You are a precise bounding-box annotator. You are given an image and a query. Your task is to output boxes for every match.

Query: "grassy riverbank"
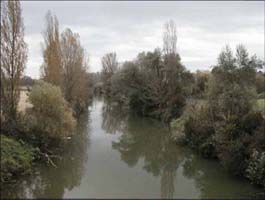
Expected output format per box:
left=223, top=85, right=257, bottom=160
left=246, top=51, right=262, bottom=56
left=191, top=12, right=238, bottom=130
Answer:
left=0, top=135, right=34, bottom=183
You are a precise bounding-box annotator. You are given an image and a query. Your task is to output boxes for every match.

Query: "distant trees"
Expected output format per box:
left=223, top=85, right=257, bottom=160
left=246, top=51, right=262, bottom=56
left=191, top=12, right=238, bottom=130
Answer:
left=20, top=75, right=35, bottom=87
left=41, top=11, right=61, bottom=86
left=0, top=0, right=27, bottom=130
left=101, top=52, right=118, bottom=75
left=101, top=20, right=192, bottom=122
left=101, top=52, right=118, bottom=97
left=191, top=71, right=210, bottom=98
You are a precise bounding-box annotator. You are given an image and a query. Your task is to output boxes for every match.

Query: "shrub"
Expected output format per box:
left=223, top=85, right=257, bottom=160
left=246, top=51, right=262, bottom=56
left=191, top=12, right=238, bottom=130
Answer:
left=249, top=122, right=265, bottom=152
left=246, top=150, right=265, bottom=188
left=27, top=81, right=76, bottom=140
left=0, top=135, right=34, bottom=183
left=184, top=104, right=215, bottom=149
left=198, top=135, right=217, bottom=158
left=162, top=91, right=186, bottom=122
left=217, top=137, right=248, bottom=176
left=240, top=111, right=263, bottom=134
left=129, top=92, right=145, bottom=115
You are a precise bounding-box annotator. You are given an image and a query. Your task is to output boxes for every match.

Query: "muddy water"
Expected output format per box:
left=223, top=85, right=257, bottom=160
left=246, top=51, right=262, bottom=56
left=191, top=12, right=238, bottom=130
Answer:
left=2, top=99, right=262, bottom=198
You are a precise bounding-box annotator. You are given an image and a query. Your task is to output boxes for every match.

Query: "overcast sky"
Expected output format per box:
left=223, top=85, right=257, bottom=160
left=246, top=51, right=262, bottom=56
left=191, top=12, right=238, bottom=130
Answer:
left=21, top=1, right=264, bottom=78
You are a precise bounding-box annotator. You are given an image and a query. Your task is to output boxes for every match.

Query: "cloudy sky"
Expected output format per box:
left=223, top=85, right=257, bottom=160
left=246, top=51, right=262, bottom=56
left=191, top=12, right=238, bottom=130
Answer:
left=21, top=1, right=264, bottom=78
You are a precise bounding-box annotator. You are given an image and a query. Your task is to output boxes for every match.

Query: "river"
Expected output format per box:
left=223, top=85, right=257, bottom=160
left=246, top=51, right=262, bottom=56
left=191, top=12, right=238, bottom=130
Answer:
left=2, top=99, right=262, bottom=198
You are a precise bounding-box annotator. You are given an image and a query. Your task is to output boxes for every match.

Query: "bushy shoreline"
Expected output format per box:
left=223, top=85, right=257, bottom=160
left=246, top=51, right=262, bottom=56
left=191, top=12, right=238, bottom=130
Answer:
left=0, top=135, right=34, bottom=183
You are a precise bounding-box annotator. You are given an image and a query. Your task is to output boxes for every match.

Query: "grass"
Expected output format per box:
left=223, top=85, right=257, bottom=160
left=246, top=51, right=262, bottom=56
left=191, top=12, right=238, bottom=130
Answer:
left=0, top=135, right=34, bottom=183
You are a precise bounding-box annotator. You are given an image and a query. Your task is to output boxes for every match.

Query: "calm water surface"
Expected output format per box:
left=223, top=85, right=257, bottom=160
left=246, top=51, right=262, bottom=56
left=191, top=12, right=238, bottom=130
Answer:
left=2, top=99, right=262, bottom=198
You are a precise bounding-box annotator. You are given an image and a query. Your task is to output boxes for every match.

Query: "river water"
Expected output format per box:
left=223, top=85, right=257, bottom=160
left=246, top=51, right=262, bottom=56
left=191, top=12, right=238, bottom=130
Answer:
left=2, top=99, right=262, bottom=198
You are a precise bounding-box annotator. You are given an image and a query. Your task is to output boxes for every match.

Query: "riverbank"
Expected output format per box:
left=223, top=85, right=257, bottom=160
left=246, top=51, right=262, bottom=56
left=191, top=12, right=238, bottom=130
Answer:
left=170, top=98, right=265, bottom=193
left=2, top=99, right=263, bottom=198
left=1, top=82, right=78, bottom=184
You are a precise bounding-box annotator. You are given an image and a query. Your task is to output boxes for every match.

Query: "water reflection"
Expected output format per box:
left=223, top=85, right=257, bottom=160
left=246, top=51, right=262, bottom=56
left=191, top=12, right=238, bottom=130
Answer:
left=2, top=100, right=262, bottom=198
left=102, top=102, right=262, bottom=199
left=102, top=103, right=184, bottom=198
left=101, top=101, right=127, bottom=134
left=2, top=112, right=91, bottom=199
left=181, top=152, right=261, bottom=198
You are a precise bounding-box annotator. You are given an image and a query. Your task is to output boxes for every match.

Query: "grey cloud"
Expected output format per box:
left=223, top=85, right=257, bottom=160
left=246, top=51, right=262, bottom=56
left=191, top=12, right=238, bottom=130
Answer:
left=21, top=1, right=264, bottom=78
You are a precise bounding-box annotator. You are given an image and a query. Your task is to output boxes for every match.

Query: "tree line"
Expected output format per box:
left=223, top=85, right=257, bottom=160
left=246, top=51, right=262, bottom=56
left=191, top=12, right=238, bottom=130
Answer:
left=98, top=20, right=265, bottom=190
left=0, top=0, right=264, bottom=192
left=0, top=1, right=92, bottom=183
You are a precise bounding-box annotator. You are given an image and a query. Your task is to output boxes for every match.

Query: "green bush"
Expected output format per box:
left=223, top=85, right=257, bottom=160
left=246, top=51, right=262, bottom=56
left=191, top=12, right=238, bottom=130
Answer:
left=214, top=113, right=264, bottom=177
left=0, top=135, right=34, bottom=183
left=217, top=137, right=248, bottom=176
left=170, top=117, right=188, bottom=144
left=27, top=81, right=76, bottom=140
left=129, top=92, right=145, bottom=115
left=198, top=136, right=217, bottom=158
left=246, top=150, right=265, bottom=188
left=184, top=104, right=215, bottom=149
left=162, top=91, right=186, bottom=122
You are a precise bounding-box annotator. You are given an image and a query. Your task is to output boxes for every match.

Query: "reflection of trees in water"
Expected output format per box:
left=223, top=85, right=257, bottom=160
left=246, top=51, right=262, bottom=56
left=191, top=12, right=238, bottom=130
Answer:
left=161, top=169, right=175, bottom=199
left=102, top=104, right=184, bottom=198
left=181, top=151, right=260, bottom=198
left=101, top=102, right=127, bottom=134
left=103, top=104, right=260, bottom=198
left=2, top=112, right=91, bottom=199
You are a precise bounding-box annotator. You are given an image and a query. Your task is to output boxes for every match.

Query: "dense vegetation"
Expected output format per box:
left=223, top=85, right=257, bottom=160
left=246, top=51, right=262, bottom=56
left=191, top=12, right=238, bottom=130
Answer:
left=0, top=135, right=34, bottom=182
left=98, top=21, right=265, bottom=189
left=171, top=46, right=265, bottom=189
left=1, top=0, right=264, bottom=193
left=1, top=1, right=92, bottom=183
left=100, top=21, right=192, bottom=122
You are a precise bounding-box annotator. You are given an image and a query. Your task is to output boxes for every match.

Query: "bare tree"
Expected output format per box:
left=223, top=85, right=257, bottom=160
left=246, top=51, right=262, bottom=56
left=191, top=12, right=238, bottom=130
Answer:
left=162, top=20, right=185, bottom=93
left=41, top=11, right=61, bottom=86
left=163, top=20, right=177, bottom=56
left=101, top=53, right=118, bottom=96
left=0, top=0, right=27, bottom=127
left=101, top=53, right=118, bottom=75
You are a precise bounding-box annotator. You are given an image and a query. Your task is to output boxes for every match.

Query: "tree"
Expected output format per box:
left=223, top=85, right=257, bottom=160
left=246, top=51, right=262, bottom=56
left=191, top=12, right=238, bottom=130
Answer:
left=27, top=81, right=76, bottom=140
left=163, top=20, right=177, bottom=56
left=41, top=11, right=61, bottom=86
left=191, top=71, right=210, bottom=98
left=162, top=20, right=186, bottom=94
left=101, top=52, right=118, bottom=75
left=0, top=0, right=27, bottom=129
left=103, top=20, right=191, bottom=122
left=101, top=52, right=118, bottom=96
left=161, top=20, right=190, bottom=121
left=60, top=28, right=90, bottom=114
left=208, top=45, right=263, bottom=120
left=255, top=71, right=265, bottom=95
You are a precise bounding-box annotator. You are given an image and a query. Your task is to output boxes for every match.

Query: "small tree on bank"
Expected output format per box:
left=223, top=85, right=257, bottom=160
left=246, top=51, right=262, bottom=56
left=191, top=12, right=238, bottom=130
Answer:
left=27, top=81, right=76, bottom=140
